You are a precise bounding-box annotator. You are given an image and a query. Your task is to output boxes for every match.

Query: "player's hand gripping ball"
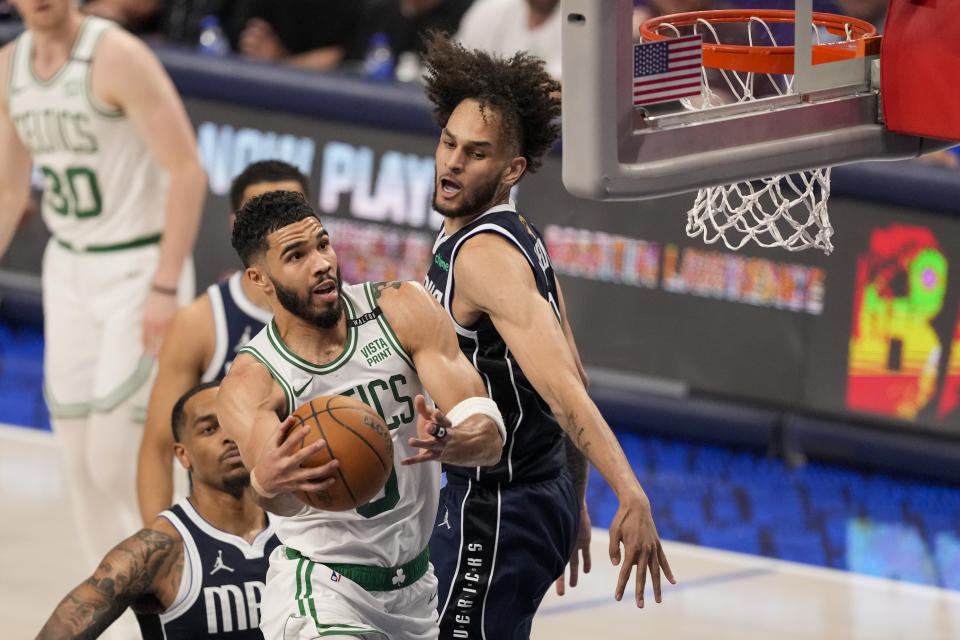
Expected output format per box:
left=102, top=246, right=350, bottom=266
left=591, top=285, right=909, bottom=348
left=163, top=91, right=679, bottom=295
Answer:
left=285, top=395, right=393, bottom=511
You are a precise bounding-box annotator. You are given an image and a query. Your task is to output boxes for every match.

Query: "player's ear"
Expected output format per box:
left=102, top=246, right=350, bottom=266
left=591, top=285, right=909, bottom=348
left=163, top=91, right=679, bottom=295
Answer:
left=246, top=266, right=272, bottom=294
left=502, top=155, right=526, bottom=187
left=173, top=442, right=192, bottom=472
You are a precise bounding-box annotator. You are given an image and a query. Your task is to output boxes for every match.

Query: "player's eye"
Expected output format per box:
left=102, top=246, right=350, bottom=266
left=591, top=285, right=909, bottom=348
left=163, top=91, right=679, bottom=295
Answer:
left=472, top=152, right=485, bottom=160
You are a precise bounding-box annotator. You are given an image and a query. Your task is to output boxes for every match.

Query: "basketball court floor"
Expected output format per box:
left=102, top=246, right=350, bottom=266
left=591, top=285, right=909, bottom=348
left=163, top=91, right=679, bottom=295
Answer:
left=4, top=423, right=959, bottom=639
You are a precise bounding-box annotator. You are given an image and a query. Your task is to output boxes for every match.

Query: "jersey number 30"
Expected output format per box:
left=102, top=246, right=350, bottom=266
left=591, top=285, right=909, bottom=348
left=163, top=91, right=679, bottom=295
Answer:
left=41, top=165, right=103, bottom=218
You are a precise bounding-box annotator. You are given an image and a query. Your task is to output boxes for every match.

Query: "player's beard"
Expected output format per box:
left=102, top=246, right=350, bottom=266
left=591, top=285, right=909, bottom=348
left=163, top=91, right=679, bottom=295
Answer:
left=433, top=169, right=503, bottom=219
left=272, top=266, right=343, bottom=329
left=222, top=471, right=251, bottom=499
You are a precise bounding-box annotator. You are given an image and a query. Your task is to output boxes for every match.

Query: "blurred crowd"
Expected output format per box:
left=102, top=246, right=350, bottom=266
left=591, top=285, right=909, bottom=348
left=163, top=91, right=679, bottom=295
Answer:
left=0, top=0, right=897, bottom=81
left=0, top=0, right=952, bottom=165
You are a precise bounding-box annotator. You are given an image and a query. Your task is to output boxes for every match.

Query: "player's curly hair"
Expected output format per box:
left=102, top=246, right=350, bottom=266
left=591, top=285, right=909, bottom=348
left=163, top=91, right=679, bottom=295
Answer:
left=232, top=190, right=318, bottom=267
left=422, top=31, right=561, bottom=175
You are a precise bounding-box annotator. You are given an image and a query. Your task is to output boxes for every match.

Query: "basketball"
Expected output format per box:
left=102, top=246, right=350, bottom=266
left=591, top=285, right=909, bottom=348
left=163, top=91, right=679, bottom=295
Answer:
left=286, top=394, right=394, bottom=511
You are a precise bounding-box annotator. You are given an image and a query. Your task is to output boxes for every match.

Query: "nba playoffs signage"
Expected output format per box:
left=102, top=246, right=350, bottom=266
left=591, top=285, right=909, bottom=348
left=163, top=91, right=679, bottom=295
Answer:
left=177, top=98, right=960, bottom=435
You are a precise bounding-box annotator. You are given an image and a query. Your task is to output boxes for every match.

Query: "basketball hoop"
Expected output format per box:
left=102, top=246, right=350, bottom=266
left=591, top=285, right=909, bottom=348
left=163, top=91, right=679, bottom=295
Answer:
left=640, top=10, right=880, bottom=255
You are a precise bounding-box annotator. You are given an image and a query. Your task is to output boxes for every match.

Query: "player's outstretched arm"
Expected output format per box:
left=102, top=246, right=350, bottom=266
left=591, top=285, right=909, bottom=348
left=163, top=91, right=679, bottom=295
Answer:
left=218, top=354, right=340, bottom=516
left=554, top=280, right=593, bottom=595
left=137, top=299, right=211, bottom=523
left=35, top=518, right=182, bottom=640
left=92, top=30, right=207, bottom=355
left=453, top=234, right=676, bottom=607
left=372, top=280, right=504, bottom=467
left=0, top=44, right=34, bottom=259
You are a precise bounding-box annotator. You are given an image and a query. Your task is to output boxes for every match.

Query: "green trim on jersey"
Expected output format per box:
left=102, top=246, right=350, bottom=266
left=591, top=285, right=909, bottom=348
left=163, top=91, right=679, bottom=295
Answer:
left=265, top=294, right=359, bottom=375
left=28, top=18, right=91, bottom=87
left=89, top=354, right=154, bottom=413
left=6, top=35, right=22, bottom=113
left=362, top=282, right=416, bottom=371
left=238, top=346, right=295, bottom=415
left=54, top=232, right=161, bottom=253
left=43, top=383, right=90, bottom=419
left=286, top=546, right=429, bottom=592
left=83, top=22, right=123, bottom=119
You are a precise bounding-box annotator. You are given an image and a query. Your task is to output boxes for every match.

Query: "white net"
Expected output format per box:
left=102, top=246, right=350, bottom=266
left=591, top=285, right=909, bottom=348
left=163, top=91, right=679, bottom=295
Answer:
left=651, top=15, right=842, bottom=254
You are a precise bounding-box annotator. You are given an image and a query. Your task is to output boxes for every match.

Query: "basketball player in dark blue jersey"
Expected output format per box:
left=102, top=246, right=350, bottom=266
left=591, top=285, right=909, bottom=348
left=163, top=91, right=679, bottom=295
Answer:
left=421, top=33, right=675, bottom=638
left=36, top=381, right=279, bottom=640
left=137, top=161, right=309, bottom=523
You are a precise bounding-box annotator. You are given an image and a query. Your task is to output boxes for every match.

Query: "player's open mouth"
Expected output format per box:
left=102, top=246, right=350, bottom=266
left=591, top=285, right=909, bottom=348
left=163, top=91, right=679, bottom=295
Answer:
left=313, top=279, right=338, bottom=301
left=439, top=177, right=461, bottom=197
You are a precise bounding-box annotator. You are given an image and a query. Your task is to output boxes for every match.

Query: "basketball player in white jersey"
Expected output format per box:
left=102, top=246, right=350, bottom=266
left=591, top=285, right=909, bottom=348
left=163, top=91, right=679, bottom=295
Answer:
left=138, top=160, right=308, bottom=524
left=217, top=191, right=506, bottom=639
left=36, top=382, right=278, bottom=640
left=0, top=0, right=206, bottom=571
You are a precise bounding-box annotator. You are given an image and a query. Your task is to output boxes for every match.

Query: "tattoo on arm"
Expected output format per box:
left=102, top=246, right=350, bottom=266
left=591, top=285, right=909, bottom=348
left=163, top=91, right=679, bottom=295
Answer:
left=36, top=529, right=177, bottom=640
left=372, top=281, right=402, bottom=300
left=564, top=433, right=589, bottom=502
left=565, top=412, right=592, bottom=460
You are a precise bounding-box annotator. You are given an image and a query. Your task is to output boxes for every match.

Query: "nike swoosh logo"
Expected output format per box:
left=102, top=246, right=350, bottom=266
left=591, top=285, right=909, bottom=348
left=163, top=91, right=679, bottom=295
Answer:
left=293, top=380, right=310, bottom=397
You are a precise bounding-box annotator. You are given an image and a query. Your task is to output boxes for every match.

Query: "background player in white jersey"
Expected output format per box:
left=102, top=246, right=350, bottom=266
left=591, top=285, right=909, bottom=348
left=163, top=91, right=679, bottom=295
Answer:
left=0, top=0, right=206, bottom=569
left=138, top=160, right=309, bottom=523
left=35, top=382, right=278, bottom=640
left=217, top=191, right=505, bottom=639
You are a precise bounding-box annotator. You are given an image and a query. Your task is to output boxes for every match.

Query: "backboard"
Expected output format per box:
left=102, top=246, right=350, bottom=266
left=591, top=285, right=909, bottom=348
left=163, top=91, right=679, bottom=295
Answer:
left=560, top=0, right=957, bottom=202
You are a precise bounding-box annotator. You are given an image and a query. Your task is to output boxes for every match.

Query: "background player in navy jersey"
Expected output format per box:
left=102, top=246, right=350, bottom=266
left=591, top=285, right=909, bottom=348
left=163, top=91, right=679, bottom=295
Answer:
left=137, top=160, right=309, bottom=523
left=36, top=381, right=279, bottom=640
left=421, top=33, right=675, bottom=638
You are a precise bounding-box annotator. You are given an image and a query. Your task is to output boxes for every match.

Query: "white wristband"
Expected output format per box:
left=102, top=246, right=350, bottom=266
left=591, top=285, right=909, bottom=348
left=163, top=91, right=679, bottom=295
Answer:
left=445, top=397, right=507, bottom=449
left=250, top=468, right=279, bottom=499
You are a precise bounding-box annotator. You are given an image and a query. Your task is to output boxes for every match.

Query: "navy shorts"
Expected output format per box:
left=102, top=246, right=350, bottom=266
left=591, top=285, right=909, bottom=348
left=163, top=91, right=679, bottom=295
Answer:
left=430, top=472, right=578, bottom=639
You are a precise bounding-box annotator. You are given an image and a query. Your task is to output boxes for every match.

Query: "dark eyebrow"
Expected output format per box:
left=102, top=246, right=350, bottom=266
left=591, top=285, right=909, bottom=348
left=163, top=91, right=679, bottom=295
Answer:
left=442, top=128, right=492, bottom=148
left=280, top=228, right=328, bottom=258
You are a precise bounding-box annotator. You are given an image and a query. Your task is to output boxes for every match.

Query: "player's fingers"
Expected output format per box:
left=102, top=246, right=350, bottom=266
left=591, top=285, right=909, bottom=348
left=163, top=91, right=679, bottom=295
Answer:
left=608, top=527, right=622, bottom=566
left=275, top=416, right=303, bottom=444
left=649, top=547, right=662, bottom=604
left=299, top=458, right=338, bottom=480
left=407, top=437, right=444, bottom=451
left=569, top=553, right=580, bottom=588
left=414, top=394, right=430, bottom=416
left=290, top=437, right=327, bottom=465
left=658, top=543, right=676, bottom=584
left=636, top=555, right=647, bottom=608
left=583, top=546, right=592, bottom=574
left=297, top=476, right=336, bottom=493
left=555, top=574, right=566, bottom=596
left=400, top=451, right=440, bottom=466
left=615, top=555, right=634, bottom=602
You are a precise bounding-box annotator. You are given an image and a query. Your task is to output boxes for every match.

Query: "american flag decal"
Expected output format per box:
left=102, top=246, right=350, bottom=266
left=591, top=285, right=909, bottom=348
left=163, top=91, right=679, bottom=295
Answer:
left=633, top=35, right=703, bottom=107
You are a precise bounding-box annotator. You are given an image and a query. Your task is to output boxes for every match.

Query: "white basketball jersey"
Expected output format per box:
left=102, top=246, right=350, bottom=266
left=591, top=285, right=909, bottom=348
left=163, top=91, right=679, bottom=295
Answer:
left=6, top=17, right=168, bottom=249
left=239, top=282, right=440, bottom=568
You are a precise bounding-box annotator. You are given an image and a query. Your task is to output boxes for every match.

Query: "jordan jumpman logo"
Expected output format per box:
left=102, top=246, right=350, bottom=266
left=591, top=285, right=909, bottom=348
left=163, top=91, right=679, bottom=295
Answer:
left=209, top=549, right=235, bottom=575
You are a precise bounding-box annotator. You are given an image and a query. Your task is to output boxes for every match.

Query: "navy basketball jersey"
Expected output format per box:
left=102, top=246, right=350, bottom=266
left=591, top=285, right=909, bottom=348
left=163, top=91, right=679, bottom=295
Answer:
left=424, top=202, right=566, bottom=484
left=136, top=499, right=280, bottom=639
left=202, top=271, right=273, bottom=382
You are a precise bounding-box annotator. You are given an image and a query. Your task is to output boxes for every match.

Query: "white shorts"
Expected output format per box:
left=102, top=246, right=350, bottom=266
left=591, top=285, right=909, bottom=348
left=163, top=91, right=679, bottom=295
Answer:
left=261, top=546, right=440, bottom=640
left=41, top=238, right=193, bottom=419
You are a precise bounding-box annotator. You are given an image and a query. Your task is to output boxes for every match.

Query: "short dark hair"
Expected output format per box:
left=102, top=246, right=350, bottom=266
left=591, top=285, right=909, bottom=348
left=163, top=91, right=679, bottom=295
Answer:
left=422, top=31, right=561, bottom=174
left=231, top=190, right=319, bottom=267
left=171, top=381, right=220, bottom=442
left=229, top=160, right=310, bottom=212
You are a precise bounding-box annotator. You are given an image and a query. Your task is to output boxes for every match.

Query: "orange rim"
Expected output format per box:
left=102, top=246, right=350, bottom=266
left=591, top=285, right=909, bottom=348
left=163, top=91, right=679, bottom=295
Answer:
left=639, top=9, right=879, bottom=75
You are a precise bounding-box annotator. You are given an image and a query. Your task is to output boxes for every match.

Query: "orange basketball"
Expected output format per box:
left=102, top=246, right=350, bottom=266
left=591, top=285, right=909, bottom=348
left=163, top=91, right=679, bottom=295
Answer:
left=286, top=394, right=393, bottom=511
